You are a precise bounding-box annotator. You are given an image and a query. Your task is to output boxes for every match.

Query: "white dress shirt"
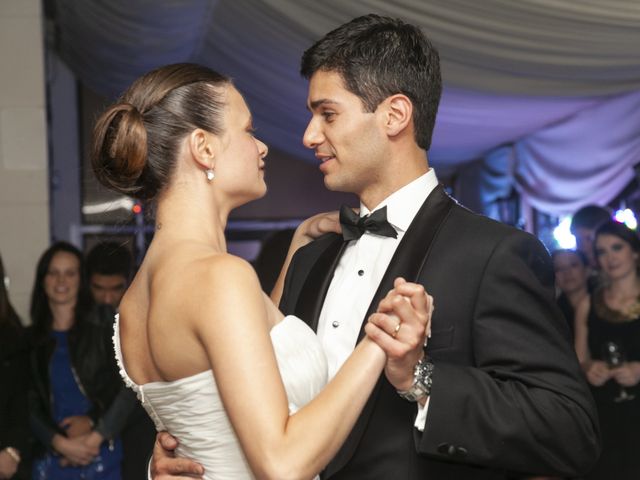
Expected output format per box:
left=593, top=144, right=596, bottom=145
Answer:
left=317, top=169, right=439, bottom=430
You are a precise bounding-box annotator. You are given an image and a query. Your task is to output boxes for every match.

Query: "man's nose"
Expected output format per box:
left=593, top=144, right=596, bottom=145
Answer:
left=303, top=120, right=322, bottom=149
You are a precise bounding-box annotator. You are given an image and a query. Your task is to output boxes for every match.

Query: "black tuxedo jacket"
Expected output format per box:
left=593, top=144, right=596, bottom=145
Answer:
left=280, top=186, right=600, bottom=479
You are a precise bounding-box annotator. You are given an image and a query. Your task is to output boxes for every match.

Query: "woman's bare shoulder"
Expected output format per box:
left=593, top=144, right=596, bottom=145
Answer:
left=165, top=252, right=263, bottom=320
left=189, top=252, right=258, bottom=286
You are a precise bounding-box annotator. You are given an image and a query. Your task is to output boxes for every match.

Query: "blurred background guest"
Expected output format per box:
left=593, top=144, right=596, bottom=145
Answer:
left=570, top=205, right=612, bottom=270
left=86, top=241, right=132, bottom=310
left=85, top=240, right=155, bottom=480
left=574, top=221, right=640, bottom=479
left=0, top=253, right=30, bottom=480
left=552, top=249, right=590, bottom=337
left=28, top=242, right=135, bottom=480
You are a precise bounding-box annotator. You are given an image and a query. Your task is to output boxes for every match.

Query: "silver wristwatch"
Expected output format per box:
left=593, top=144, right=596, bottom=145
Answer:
left=397, top=356, right=434, bottom=402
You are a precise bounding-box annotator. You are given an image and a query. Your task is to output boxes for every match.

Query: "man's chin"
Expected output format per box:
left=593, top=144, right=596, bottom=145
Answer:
left=322, top=175, right=347, bottom=193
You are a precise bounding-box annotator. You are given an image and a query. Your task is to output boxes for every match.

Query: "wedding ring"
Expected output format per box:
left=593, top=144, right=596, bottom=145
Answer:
left=392, top=323, right=401, bottom=338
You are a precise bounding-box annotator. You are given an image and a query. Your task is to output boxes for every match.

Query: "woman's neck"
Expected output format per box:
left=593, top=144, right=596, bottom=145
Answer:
left=50, top=302, right=75, bottom=331
left=566, top=288, right=588, bottom=309
left=154, top=187, right=229, bottom=252
left=608, top=273, right=640, bottom=300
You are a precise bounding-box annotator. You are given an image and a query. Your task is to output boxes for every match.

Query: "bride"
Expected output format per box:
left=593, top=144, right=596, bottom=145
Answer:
left=91, top=63, right=431, bottom=480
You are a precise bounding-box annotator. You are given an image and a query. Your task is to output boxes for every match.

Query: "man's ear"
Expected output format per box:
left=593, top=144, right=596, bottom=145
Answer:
left=188, top=129, right=217, bottom=170
left=383, top=94, right=413, bottom=138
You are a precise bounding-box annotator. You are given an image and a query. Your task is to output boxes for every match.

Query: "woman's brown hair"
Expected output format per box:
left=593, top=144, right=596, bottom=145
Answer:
left=92, top=63, right=231, bottom=201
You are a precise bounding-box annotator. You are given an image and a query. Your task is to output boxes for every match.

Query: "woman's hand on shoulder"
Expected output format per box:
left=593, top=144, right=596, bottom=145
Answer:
left=293, top=211, right=341, bottom=248
left=270, top=211, right=341, bottom=304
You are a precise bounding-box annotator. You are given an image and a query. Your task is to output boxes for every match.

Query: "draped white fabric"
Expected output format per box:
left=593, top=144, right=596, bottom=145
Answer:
left=52, top=0, right=640, bottom=215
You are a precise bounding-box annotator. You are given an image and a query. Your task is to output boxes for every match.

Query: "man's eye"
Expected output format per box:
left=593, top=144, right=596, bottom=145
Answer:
left=322, top=112, right=335, bottom=120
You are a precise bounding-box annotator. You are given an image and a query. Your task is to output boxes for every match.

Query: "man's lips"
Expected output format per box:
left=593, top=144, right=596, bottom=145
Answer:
left=315, top=153, right=335, bottom=162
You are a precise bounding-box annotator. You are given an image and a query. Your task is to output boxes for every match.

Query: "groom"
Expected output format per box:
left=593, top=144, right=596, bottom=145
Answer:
left=153, top=14, right=600, bottom=479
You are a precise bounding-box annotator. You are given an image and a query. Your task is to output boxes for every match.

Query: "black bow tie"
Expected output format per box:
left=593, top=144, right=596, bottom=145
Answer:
left=339, top=205, right=398, bottom=241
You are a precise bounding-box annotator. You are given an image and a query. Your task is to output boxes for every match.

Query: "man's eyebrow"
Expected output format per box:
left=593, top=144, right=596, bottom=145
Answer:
left=307, top=99, right=340, bottom=111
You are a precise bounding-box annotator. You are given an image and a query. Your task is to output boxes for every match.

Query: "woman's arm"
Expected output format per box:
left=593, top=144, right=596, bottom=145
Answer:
left=194, top=255, right=386, bottom=480
left=92, top=388, right=137, bottom=441
left=573, top=296, right=591, bottom=366
left=574, top=296, right=611, bottom=387
left=270, top=211, right=340, bottom=305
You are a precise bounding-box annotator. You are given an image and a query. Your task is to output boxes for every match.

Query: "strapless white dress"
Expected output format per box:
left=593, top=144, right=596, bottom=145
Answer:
left=113, top=314, right=328, bottom=480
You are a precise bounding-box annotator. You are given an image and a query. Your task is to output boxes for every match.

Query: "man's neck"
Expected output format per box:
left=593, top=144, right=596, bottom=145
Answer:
left=360, top=165, right=429, bottom=211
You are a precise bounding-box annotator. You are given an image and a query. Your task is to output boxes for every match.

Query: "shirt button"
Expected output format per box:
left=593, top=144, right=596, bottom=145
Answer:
left=332, top=321, right=340, bottom=328
left=357, top=269, right=364, bottom=276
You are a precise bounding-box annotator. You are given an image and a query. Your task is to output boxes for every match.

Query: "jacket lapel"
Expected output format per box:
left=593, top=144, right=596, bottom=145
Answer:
left=359, top=185, right=453, bottom=338
left=324, top=184, right=455, bottom=478
left=294, top=235, right=346, bottom=332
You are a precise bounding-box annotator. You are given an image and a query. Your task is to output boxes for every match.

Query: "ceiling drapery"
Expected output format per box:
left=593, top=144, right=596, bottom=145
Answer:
left=52, top=0, right=640, bottom=215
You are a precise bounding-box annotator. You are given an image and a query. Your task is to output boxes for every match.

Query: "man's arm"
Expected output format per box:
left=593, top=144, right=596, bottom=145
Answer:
left=425, top=232, right=599, bottom=475
left=370, top=231, right=600, bottom=477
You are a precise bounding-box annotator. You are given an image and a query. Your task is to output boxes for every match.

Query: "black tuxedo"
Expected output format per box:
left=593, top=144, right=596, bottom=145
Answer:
left=280, top=186, right=600, bottom=479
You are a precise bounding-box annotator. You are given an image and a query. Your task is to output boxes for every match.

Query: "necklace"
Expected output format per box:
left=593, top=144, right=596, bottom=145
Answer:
left=594, top=288, right=640, bottom=323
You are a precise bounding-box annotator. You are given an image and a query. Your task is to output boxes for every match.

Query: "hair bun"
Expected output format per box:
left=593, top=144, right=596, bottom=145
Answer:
left=91, top=102, right=149, bottom=198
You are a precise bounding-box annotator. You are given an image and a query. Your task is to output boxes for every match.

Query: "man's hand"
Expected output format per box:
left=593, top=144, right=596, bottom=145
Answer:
left=365, top=278, right=433, bottom=392
left=59, top=415, right=93, bottom=438
left=150, top=432, right=204, bottom=479
left=585, top=360, right=612, bottom=387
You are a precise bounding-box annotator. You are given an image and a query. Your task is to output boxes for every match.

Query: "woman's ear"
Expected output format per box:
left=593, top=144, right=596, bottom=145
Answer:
left=188, top=129, right=217, bottom=170
left=383, top=94, right=413, bottom=138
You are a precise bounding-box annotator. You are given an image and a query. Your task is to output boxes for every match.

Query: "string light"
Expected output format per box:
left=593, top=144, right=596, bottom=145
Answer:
left=553, top=216, right=576, bottom=249
left=614, top=208, right=637, bottom=230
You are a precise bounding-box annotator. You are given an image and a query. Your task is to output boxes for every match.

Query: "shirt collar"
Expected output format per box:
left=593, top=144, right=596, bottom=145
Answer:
left=359, top=169, right=439, bottom=233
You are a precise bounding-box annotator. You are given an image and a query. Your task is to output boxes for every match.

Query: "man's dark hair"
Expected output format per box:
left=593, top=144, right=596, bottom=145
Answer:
left=301, top=14, right=442, bottom=151
left=570, top=205, right=612, bottom=234
left=86, top=241, right=133, bottom=280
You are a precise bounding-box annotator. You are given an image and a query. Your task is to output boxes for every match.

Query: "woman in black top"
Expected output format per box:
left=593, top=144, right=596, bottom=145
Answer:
left=0, top=253, right=30, bottom=480
left=574, top=221, right=640, bottom=479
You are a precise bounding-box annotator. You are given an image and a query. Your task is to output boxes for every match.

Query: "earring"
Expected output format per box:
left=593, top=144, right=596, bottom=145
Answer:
left=205, top=169, right=215, bottom=181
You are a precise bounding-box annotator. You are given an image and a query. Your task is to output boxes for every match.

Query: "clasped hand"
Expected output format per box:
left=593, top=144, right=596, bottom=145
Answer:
left=586, top=360, right=640, bottom=387
left=366, top=277, right=434, bottom=392
left=52, top=415, right=103, bottom=467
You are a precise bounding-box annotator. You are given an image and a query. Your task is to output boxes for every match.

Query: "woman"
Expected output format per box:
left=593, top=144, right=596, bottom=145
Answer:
left=0, top=253, right=30, bottom=480
left=574, top=221, right=640, bottom=479
left=552, top=249, right=590, bottom=336
left=29, top=242, right=136, bottom=479
left=92, top=63, right=431, bottom=479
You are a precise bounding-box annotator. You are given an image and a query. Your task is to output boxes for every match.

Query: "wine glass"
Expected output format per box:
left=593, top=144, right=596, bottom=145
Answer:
left=602, top=341, right=636, bottom=402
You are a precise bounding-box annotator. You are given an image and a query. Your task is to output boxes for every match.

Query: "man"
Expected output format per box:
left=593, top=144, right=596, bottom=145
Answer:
left=570, top=205, right=612, bottom=269
left=153, top=14, right=599, bottom=478
left=86, top=241, right=156, bottom=480
left=86, top=241, right=132, bottom=309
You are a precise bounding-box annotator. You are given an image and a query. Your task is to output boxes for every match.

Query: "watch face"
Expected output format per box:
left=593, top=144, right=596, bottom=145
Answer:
left=398, top=360, right=433, bottom=402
